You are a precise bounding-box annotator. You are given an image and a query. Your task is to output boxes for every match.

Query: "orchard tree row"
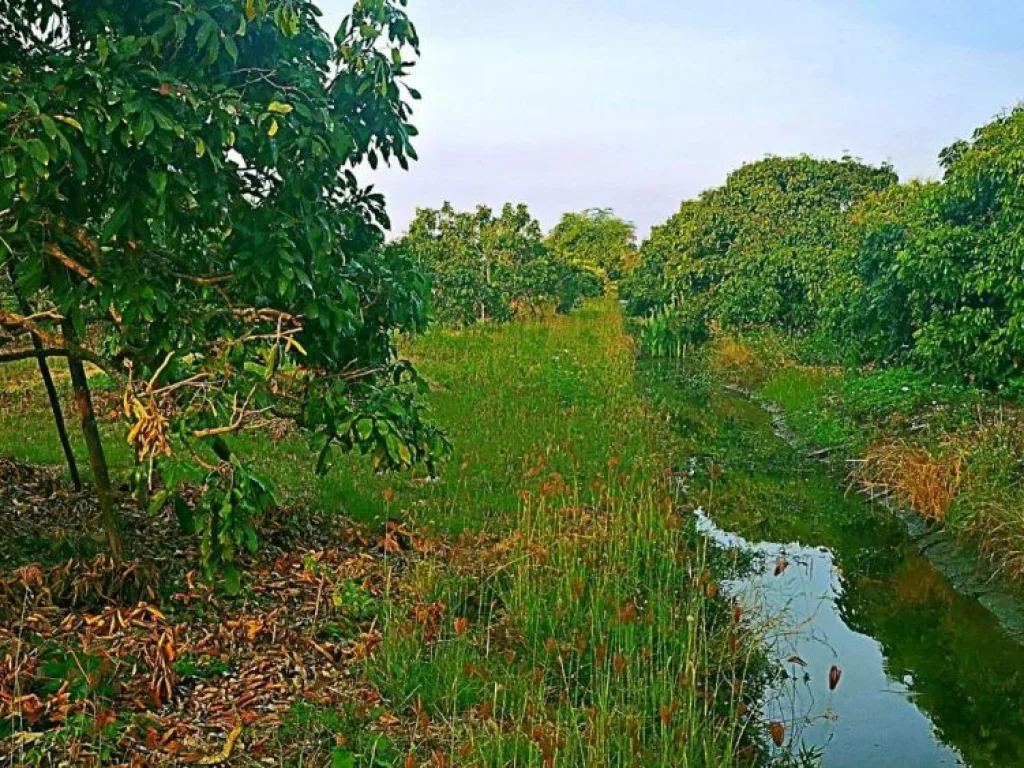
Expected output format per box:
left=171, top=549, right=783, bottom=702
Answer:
left=396, top=204, right=635, bottom=327
left=624, top=106, right=1024, bottom=390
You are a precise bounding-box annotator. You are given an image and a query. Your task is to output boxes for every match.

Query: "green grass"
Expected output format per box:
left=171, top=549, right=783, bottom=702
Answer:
left=241, top=302, right=672, bottom=533
left=351, top=302, right=764, bottom=765
left=1, top=301, right=768, bottom=766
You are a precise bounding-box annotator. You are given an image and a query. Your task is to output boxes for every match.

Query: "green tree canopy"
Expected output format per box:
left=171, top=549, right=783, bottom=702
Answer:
left=546, top=208, right=637, bottom=285
left=401, top=202, right=599, bottom=327
left=0, top=0, right=446, bottom=578
left=893, top=107, right=1024, bottom=385
left=626, top=155, right=897, bottom=331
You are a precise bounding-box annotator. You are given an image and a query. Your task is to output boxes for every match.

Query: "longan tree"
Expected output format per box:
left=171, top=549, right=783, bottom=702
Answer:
left=0, top=0, right=446, bottom=582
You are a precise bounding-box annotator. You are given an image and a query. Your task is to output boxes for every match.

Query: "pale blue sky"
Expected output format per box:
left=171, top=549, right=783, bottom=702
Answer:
left=317, top=1, right=1024, bottom=236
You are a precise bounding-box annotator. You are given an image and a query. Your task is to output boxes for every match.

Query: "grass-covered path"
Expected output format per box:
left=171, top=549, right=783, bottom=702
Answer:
left=1, top=301, right=766, bottom=766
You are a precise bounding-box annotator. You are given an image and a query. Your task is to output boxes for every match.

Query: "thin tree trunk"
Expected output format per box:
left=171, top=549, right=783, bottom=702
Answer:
left=6, top=263, right=82, bottom=489
left=62, top=317, right=122, bottom=558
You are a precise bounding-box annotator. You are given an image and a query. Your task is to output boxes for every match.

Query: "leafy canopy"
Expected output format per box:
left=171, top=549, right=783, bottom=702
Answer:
left=0, top=0, right=447, bottom=578
left=400, top=202, right=600, bottom=327
left=546, top=208, right=638, bottom=286
left=623, top=155, right=897, bottom=336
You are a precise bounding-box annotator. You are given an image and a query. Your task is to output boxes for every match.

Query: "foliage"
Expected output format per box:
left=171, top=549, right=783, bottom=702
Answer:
left=894, top=107, right=1024, bottom=385
left=0, top=0, right=447, bottom=577
left=627, top=155, right=896, bottom=333
left=818, top=182, right=934, bottom=363
left=546, top=207, right=638, bottom=286
left=636, top=301, right=711, bottom=359
left=633, top=107, right=1024, bottom=390
left=401, top=202, right=597, bottom=327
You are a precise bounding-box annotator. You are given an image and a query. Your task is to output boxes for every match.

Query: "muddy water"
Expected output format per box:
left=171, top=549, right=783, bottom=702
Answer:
left=642, top=360, right=1024, bottom=768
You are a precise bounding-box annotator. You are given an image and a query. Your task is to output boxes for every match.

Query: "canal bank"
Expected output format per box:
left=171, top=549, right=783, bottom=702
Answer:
left=641, top=357, right=1024, bottom=767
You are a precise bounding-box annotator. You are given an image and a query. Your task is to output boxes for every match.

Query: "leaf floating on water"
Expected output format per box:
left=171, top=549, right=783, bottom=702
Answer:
left=769, top=720, right=785, bottom=747
left=829, top=665, right=843, bottom=691
left=773, top=556, right=789, bottom=576
left=786, top=655, right=807, bottom=667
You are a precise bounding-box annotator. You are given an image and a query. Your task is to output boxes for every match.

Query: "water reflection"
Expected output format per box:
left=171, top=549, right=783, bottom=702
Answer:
left=643, top=360, right=1024, bottom=767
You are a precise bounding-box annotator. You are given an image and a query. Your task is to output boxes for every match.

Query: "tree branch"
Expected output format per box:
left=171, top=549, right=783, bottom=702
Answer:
left=0, top=348, right=71, bottom=364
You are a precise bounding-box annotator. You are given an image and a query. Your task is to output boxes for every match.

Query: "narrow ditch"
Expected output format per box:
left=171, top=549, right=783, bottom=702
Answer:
left=643, top=359, right=1024, bottom=767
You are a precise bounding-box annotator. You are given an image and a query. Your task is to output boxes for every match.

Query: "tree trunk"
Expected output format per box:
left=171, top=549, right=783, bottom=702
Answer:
left=62, top=318, right=122, bottom=558
left=6, top=264, right=82, bottom=489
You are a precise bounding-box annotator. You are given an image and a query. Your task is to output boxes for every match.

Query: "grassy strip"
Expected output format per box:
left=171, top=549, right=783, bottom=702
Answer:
left=1, top=301, right=767, bottom=765
left=704, top=329, right=1024, bottom=584
left=322, top=301, right=765, bottom=765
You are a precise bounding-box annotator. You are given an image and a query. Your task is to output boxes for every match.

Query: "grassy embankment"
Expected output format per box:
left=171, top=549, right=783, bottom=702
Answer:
left=1, top=301, right=767, bottom=766
left=698, top=329, right=1024, bottom=585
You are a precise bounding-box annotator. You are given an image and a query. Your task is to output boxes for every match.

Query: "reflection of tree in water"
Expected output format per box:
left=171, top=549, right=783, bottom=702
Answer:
left=839, top=552, right=1024, bottom=768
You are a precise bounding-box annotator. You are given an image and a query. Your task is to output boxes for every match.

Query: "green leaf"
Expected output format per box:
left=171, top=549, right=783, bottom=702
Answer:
left=397, top=441, right=412, bottom=464
left=174, top=498, right=196, bottom=534
left=222, top=565, right=242, bottom=595
left=315, top=441, right=333, bottom=476
left=26, top=139, right=49, bottom=165
left=223, top=34, right=239, bottom=63
left=1, top=153, right=15, bottom=179
left=54, top=114, right=83, bottom=133
left=148, top=490, right=170, bottom=514
left=330, top=749, right=355, bottom=768
left=148, top=170, right=168, bottom=196
left=356, top=418, right=374, bottom=440
left=196, top=21, right=215, bottom=50
left=101, top=202, right=131, bottom=242
left=40, top=114, right=57, bottom=139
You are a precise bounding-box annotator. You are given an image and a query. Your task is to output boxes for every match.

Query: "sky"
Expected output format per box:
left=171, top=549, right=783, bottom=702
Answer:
left=316, top=0, right=1024, bottom=237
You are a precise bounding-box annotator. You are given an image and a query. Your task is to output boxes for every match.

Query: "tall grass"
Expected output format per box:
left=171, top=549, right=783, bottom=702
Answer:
left=370, top=479, right=760, bottom=766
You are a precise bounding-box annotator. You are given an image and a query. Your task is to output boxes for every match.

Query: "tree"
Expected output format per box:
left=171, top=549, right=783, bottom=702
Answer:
left=0, top=0, right=447, bottom=579
left=892, top=107, right=1024, bottom=385
left=628, top=155, right=897, bottom=333
left=401, top=202, right=596, bottom=326
left=819, top=180, right=935, bottom=364
left=546, top=208, right=637, bottom=286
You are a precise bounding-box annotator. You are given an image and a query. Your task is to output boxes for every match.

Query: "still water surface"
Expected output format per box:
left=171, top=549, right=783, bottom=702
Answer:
left=646, top=361, right=1024, bottom=767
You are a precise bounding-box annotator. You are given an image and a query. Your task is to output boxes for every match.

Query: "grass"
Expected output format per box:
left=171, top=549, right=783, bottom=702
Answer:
left=0, top=301, right=769, bottom=766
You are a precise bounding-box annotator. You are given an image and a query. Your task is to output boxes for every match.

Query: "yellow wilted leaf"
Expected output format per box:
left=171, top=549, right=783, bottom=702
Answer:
left=267, top=118, right=279, bottom=137
left=267, top=100, right=293, bottom=115
left=55, top=115, right=83, bottom=132
left=245, top=0, right=256, bottom=22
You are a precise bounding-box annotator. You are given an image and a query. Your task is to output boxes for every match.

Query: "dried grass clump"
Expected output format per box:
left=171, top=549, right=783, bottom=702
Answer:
left=709, top=335, right=762, bottom=386
left=856, top=440, right=965, bottom=522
